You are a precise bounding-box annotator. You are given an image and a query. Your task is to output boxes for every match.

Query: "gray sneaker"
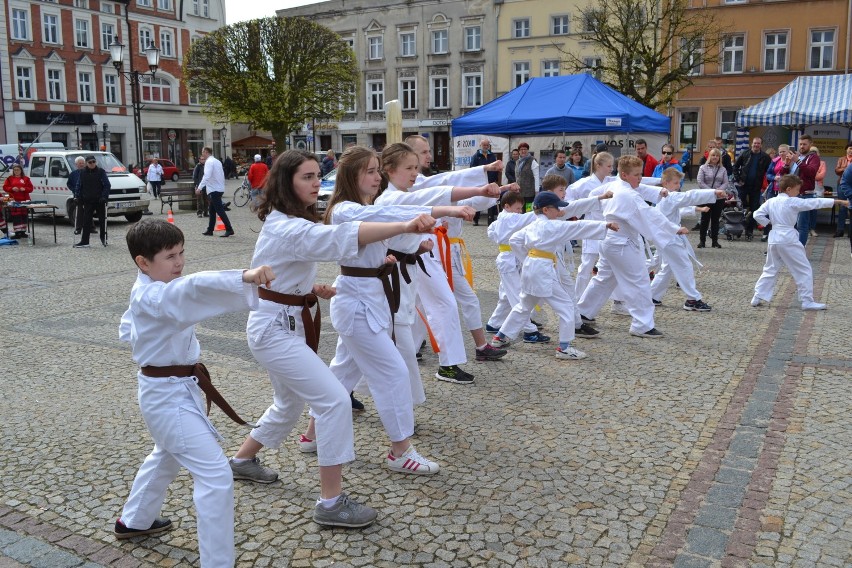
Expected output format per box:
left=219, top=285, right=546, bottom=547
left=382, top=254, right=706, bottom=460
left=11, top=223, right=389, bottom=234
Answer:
left=313, top=493, right=377, bottom=528
left=229, top=457, right=278, bottom=484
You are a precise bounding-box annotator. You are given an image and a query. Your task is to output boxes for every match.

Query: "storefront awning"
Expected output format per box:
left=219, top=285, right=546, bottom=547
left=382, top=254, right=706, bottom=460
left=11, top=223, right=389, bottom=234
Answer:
left=737, top=74, right=852, bottom=128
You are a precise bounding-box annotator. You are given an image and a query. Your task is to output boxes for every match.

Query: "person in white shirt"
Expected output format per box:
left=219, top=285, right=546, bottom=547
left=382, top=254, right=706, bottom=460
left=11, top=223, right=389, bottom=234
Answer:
left=751, top=174, right=847, bottom=309
left=146, top=157, right=164, bottom=199
left=197, top=147, right=234, bottom=237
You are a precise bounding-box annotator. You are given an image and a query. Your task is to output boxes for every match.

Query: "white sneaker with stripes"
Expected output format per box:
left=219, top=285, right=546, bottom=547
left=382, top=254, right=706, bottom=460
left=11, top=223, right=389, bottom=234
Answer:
left=386, top=444, right=440, bottom=475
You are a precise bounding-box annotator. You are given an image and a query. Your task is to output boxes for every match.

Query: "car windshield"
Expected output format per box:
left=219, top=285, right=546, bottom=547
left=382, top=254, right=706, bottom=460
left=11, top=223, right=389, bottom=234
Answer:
left=323, top=168, right=336, bottom=181
left=64, top=153, right=127, bottom=174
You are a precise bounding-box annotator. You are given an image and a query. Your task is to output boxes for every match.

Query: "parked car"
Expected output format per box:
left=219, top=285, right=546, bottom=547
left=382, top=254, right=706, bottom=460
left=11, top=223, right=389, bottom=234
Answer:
left=316, top=167, right=336, bottom=212
left=133, top=159, right=180, bottom=182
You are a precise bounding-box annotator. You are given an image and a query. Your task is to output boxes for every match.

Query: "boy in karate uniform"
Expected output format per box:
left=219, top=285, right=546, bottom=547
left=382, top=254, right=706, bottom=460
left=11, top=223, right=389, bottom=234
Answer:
left=751, top=174, right=847, bottom=309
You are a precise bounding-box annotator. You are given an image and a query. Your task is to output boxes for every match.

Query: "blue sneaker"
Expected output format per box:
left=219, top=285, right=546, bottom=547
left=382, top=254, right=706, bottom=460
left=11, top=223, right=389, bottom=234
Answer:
left=485, top=324, right=500, bottom=333
left=523, top=332, right=551, bottom=343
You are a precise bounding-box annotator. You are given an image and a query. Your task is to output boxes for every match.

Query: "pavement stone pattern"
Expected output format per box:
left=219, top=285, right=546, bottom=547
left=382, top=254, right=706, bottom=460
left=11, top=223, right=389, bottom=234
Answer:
left=1, top=179, right=850, bottom=567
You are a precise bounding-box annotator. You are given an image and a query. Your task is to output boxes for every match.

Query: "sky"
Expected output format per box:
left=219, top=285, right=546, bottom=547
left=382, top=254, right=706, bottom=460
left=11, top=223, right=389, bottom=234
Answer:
left=224, top=0, right=324, bottom=25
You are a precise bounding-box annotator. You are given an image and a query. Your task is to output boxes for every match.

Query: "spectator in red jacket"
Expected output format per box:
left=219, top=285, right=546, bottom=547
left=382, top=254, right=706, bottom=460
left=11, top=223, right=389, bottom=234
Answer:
left=1, top=164, right=34, bottom=239
left=635, top=138, right=659, bottom=177
left=794, top=135, right=820, bottom=245
left=247, top=154, right=270, bottom=207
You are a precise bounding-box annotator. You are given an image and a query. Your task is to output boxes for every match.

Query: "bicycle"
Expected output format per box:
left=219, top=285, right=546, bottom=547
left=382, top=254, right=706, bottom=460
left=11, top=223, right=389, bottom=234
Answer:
left=233, top=178, right=250, bottom=208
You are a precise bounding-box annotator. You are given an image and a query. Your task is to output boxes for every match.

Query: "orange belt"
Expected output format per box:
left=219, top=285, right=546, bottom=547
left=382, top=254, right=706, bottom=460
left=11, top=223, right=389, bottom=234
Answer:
left=434, top=226, right=453, bottom=291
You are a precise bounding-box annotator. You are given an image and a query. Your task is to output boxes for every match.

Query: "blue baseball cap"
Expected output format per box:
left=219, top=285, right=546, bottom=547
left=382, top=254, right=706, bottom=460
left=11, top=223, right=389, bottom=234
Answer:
left=533, top=191, right=569, bottom=210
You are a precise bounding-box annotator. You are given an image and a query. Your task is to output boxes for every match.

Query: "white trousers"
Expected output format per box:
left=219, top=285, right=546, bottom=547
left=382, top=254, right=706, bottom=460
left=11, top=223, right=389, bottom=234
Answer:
left=500, top=281, right=576, bottom=343
left=650, top=241, right=701, bottom=301
left=576, top=251, right=625, bottom=303
left=576, top=241, right=655, bottom=333
left=451, top=255, right=484, bottom=332
left=487, top=270, right=538, bottom=333
left=417, top=252, right=467, bottom=366
left=329, top=309, right=415, bottom=442
left=121, top=376, right=234, bottom=568
left=249, top=322, right=354, bottom=467
left=754, top=243, right=815, bottom=304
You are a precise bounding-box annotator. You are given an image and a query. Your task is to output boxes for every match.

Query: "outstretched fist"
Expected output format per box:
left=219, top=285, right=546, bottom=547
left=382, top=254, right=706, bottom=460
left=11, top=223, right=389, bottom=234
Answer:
left=714, top=189, right=728, bottom=199
left=480, top=183, right=502, bottom=197
left=676, top=227, right=689, bottom=235
left=606, top=222, right=620, bottom=232
left=406, top=213, right=437, bottom=234
left=500, top=183, right=520, bottom=193
left=312, top=283, right=336, bottom=299
left=244, top=265, right=275, bottom=286
left=598, top=190, right=614, bottom=200
left=451, top=205, right=477, bottom=221
left=485, top=160, right=504, bottom=172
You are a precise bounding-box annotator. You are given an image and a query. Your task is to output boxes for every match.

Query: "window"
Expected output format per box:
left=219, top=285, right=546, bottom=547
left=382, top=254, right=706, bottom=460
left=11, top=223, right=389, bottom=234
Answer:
left=201, top=0, right=209, bottom=17
left=513, top=19, right=530, bottom=38
left=188, top=89, right=207, bottom=105
left=102, top=2, right=114, bottom=13
left=140, top=75, right=172, bottom=103
left=764, top=32, right=787, bottom=72
left=464, top=26, right=481, bottom=51
left=343, top=37, right=355, bottom=50
left=463, top=74, right=482, bottom=107
left=102, top=23, right=116, bottom=51
left=368, top=36, right=383, bottom=60
left=138, top=0, right=152, bottom=7
left=542, top=60, right=560, bottom=77
left=104, top=74, right=118, bottom=104
left=158, top=0, right=172, bottom=9
left=678, top=110, right=699, bottom=148
left=552, top=16, right=569, bottom=36
left=719, top=110, right=738, bottom=143
left=513, top=62, right=530, bottom=87
left=78, top=72, right=93, bottom=103
left=11, top=9, right=28, bottom=40
left=681, top=38, right=702, bottom=75
left=74, top=0, right=89, bottom=7
left=75, top=19, right=90, bottom=48
left=582, top=57, right=602, bottom=79
left=139, top=28, right=153, bottom=51
left=343, top=84, right=356, bottom=113
left=43, top=13, right=59, bottom=44
left=582, top=13, right=597, bottom=33
left=430, top=76, right=448, bottom=108
left=367, top=80, right=384, bottom=111
left=810, top=29, right=835, bottom=70
left=47, top=68, right=63, bottom=101
left=432, top=30, right=448, bottom=54
left=160, top=30, right=174, bottom=57
left=400, top=32, right=415, bottom=57
left=722, top=34, right=744, bottom=73
left=15, top=67, right=33, bottom=100
left=400, top=79, right=416, bottom=110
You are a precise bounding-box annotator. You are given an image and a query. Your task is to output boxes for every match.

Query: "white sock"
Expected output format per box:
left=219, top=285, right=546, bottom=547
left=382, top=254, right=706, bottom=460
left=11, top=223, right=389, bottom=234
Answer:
left=317, top=494, right=342, bottom=509
left=476, top=343, right=487, bottom=350
left=231, top=457, right=251, bottom=464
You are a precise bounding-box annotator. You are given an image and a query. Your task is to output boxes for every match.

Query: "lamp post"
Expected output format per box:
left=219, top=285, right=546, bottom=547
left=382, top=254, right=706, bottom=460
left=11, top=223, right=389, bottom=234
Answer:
left=108, top=15, right=159, bottom=168
left=220, top=126, right=228, bottom=156
left=103, top=123, right=110, bottom=152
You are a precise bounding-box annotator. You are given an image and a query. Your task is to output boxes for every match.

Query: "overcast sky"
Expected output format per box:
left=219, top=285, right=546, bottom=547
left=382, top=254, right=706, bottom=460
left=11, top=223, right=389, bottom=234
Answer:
left=224, top=0, right=324, bottom=24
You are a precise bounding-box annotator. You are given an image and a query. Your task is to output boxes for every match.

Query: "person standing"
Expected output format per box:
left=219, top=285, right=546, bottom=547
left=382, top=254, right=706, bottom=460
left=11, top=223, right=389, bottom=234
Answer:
left=67, top=156, right=86, bottom=235
left=1, top=164, right=34, bottom=239
left=545, top=150, right=575, bottom=187
left=696, top=149, right=730, bottom=249
left=194, top=154, right=207, bottom=218
left=635, top=138, right=659, bottom=177
left=470, top=138, right=499, bottom=225
left=247, top=154, right=269, bottom=206
left=320, top=150, right=337, bottom=176
left=198, top=147, right=234, bottom=237
left=833, top=143, right=852, bottom=237
left=793, top=135, right=820, bottom=245
left=265, top=150, right=277, bottom=169
left=651, top=144, right=684, bottom=178
left=73, top=156, right=111, bottom=248
left=147, top=158, right=164, bottom=200
left=732, top=137, right=771, bottom=240
left=515, top=142, right=539, bottom=211
left=680, top=145, right=694, bottom=181
left=505, top=148, right=519, bottom=184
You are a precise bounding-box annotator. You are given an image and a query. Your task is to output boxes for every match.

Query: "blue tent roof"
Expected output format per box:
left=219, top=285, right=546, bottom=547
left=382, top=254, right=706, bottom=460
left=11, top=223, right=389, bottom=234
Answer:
left=451, top=75, right=670, bottom=136
left=737, top=74, right=852, bottom=128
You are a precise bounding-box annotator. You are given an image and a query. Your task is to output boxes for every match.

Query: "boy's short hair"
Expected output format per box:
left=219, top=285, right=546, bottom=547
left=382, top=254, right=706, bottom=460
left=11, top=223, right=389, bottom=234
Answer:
left=661, top=168, right=685, bottom=184
left=541, top=174, right=568, bottom=192
left=126, top=218, right=184, bottom=262
left=618, top=155, right=643, bottom=173
left=778, top=174, right=802, bottom=193
left=500, top=191, right=524, bottom=208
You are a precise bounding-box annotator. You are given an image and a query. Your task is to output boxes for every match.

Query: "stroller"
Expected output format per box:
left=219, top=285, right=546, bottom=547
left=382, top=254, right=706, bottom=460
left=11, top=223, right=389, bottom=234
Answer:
left=721, top=187, right=745, bottom=240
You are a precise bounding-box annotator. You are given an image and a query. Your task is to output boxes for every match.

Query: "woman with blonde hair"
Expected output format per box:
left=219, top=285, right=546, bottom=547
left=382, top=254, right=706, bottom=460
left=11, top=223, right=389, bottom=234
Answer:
left=696, top=148, right=731, bottom=248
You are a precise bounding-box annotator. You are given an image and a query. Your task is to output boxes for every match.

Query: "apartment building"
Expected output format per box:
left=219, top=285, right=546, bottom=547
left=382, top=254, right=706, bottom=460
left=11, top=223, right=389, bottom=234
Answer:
left=276, top=0, right=497, bottom=170
left=0, top=0, right=228, bottom=170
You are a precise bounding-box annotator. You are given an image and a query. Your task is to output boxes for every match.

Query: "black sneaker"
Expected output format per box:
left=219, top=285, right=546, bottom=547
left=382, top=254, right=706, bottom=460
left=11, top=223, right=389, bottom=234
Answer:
left=630, top=328, right=664, bottom=338
left=415, top=350, right=422, bottom=360
left=684, top=299, right=712, bottom=312
left=652, top=299, right=662, bottom=306
left=580, top=314, right=596, bottom=323
left=350, top=392, right=365, bottom=413
left=475, top=344, right=507, bottom=360
left=72, top=242, right=90, bottom=248
left=485, top=324, right=500, bottom=333
left=574, top=323, right=600, bottom=338
left=114, top=518, right=173, bottom=540
left=435, top=365, right=475, bottom=384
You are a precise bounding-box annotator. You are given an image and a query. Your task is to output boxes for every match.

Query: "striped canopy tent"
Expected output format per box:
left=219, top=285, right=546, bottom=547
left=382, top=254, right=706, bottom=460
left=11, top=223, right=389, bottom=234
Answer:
left=736, top=74, right=852, bottom=128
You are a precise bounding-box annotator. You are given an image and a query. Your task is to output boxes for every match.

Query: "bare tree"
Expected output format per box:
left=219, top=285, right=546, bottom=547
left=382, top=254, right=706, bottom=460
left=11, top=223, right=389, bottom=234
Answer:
left=558, top=0, right=728, bottom=110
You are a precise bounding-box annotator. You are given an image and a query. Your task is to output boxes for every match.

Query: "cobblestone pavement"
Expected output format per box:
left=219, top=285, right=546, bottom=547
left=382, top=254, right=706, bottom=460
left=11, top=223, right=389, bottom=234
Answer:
left=1, top=180, right=850, bottom=567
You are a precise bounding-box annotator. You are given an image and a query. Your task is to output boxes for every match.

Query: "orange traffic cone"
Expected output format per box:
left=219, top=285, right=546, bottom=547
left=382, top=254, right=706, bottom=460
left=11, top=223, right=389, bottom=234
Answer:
left=166, top=209, right=175, bottom=224
left=214, top=215, right=226, bottom=231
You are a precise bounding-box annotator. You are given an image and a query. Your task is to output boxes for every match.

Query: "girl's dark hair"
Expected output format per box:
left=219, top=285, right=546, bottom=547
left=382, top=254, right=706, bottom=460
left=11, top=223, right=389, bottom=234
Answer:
left=126, top=218, right=184, bottom=261
left=323, top=145, right=378, bottom=224
left=256, top=149, right=319, bottom=223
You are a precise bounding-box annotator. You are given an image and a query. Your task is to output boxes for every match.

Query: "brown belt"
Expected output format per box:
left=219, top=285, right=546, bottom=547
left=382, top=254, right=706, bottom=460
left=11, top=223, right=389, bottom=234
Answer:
left=140, top=363, right=252, bottom=426
left=387, top=249, right=429, bottom=284
left=340, top=262, right=399, bottom=342
left=258, top=287, right=321, bottom=353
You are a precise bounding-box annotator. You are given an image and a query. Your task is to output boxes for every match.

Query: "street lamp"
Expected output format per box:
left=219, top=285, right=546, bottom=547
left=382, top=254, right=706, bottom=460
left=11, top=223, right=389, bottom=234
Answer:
left=220, top=126, right=228, bottom=156
left=103, top=122, right=110, bottom=152
left=108, top=29, right=160, bottom=168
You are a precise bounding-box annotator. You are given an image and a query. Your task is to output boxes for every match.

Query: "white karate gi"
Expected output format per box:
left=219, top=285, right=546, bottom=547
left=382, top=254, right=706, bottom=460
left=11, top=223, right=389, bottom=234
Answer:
left=500, top=216, right=609, bottom=343
left=649, top=189, right=718, bottom=302
left=752, top=194, right=835, bottom=304
left=327, top=201, right=431, bottom=442
left=486, top=209, right=538, bottom=333
left=246, top=212, right=360, bottom=466
left=119, top=270, right=258, bottom=568
left=576, top=180, right=680, bottom=334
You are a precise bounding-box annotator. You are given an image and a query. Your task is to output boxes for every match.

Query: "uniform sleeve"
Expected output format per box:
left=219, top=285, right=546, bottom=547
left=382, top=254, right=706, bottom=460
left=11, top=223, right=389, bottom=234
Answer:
left=264, top=218, right=362, bottom=263
left=414, top=167, right=488, bottom=189
left=560, top=196, right=600, bottom=218
left=753, top=201, right=770, bottom=227
left=382, top=186, right=453, bottom=206
left=508, top=227, right=530, bottom=263
left=457, top=195, right=497, bottom=210
left=676, top=188, right=718, bottom=207
left=790, top=197, right=836, bottom=212
left=626, top=194, right=681, bottom=248
left=330, top=201, right=430, bottom=223
left=637, top=184, right=664, bottom=203
left=556, top=219, right=608, bottom=241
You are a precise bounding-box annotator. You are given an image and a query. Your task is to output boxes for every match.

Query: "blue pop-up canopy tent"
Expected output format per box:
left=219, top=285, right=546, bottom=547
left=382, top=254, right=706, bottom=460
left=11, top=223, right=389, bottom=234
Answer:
left=451, top=74, right=670, bottom=136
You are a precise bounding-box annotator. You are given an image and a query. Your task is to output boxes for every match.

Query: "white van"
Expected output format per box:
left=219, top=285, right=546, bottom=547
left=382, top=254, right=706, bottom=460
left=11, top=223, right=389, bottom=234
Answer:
left=27, top=150, right=150, bottom=223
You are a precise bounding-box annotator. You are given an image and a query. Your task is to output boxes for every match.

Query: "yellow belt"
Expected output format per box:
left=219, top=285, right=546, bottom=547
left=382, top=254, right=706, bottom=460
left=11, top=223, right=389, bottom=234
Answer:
left=528, top=248, right=557, bottom=264
left=498, top=244, right=512, bottom=253
left=449, top=237, right=474, bottom=288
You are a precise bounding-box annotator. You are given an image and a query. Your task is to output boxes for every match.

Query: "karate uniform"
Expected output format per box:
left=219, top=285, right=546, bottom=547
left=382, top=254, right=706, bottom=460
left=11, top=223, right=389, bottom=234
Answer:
left=246, top=211, right=360, bottom=466
left=752, top=193, right=835, bottom=305
left=118, top=270, right=259, bottom=568
left=576, top=180, right=680, bottom=334
left=499, top=216, right=609, bottom=343
left=486, top=209, right=538, bottom=333
left=649, top=189, right=718, bottom=302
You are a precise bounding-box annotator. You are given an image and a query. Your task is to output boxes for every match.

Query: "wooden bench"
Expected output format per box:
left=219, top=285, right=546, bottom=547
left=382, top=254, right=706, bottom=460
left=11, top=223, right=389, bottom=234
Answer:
left=159, top=183, right=196, bottom=213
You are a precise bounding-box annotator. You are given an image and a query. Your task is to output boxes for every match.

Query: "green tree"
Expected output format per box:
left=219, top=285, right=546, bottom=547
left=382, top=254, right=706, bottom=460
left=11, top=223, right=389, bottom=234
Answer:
left=558, top=0, right=727, bottom=110
left=183, top=17, right=358, bottom=149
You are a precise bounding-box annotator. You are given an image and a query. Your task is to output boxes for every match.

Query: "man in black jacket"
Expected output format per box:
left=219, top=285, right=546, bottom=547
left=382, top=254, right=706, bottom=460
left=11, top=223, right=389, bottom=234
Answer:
left=469, top=138, right=499, bottom=225
left=73, top=156, right=111, bottom=248
left=733, top=137, right=771, bottom=239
